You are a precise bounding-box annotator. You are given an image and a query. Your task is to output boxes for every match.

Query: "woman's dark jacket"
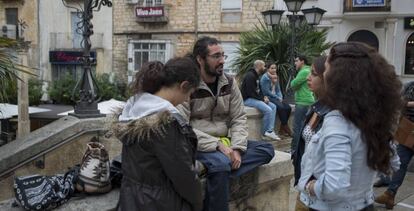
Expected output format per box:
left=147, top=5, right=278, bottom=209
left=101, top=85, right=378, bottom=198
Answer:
left=113, top=111, right=203, bottom=211
left=292, top=101, right=331, bottom=186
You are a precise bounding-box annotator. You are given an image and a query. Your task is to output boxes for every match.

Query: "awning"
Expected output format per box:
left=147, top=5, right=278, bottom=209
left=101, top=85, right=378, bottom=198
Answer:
left=58, top=99, right=125, bottom=116
left=0, top=103, right=51, bottom=119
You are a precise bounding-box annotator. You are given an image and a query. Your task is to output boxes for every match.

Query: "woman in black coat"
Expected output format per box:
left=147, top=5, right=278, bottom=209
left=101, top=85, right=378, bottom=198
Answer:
left=113, top=58, right=203, bottom=211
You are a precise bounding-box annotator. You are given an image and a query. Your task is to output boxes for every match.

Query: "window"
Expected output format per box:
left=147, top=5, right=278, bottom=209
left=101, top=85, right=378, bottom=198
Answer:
left=142, top=0, right=163, bottom=6
left=52, top=65, right=96, bottom=82
left=221, top=42, right=240, bottom=75
left=128, top=40, right=172, bottom=82
left=221, top=0, right=242, bottom=12
left=71, top=12, right=82, bottom=49
left=405, top=33, right=414, bottom=75
left=347, top=30, right=379, bottom=50
left=5, top=8, right=18, bottom=38
left=5, top=8, right=18, bottom=25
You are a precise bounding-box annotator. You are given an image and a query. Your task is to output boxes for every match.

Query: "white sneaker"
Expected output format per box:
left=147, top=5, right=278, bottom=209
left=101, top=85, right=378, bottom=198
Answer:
left=263, top=131, right=281, bottom=141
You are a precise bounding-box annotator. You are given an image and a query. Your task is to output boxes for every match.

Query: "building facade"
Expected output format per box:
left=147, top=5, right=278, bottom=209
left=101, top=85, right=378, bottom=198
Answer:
left=114, top=0, right=414, bottom=83
left=299, top=0, right=414, bottom=82
left=113, top=0, right=273, bottom=82
left=0, top=0, right=39, bottom=70
left=39, top=0, right=113, bottom=98
left=0, top=0, right=113, bottom=100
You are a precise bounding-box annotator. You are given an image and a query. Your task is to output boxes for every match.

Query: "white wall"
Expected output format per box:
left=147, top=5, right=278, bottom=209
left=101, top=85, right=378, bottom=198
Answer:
left=39, top=0, right=112, bottom=83
left=278, top=0, right=414, bottom=80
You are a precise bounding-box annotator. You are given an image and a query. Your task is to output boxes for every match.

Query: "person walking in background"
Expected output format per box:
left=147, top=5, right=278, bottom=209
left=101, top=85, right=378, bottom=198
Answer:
left=241, top=60, right=280, bottom=141
left=292, top=56, right=329, bottom=211
left=114, top=58, right=203, bottom=211
left=375, top=81, right=414, bottom=209
left=178, top=37, right=275, bottom=211
left=260, top=62, right=292, bottom=137
left=290, top=55, right=315, bottom=153
left=297, top=42, right=401, bottom=211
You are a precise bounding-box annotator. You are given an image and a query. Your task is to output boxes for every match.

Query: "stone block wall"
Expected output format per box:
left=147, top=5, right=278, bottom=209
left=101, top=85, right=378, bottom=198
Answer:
left=0, top=0, right=39, bottom=72
left=0, top=116, right=122, bottom=202
left=112, top=0, right=275, bottom=82
left=113, top=35, right=129, bottom=81
left=113, top=0, right=196, bottom=34
left=197, top=0, right=273, bottom=32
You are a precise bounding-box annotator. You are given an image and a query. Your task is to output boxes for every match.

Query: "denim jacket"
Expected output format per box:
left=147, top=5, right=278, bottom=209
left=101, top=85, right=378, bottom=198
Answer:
left=292, top=101, right=331, bottom=186
left=260, top=73, right=283, bottom=101
left=297, top=110, right=400, bottom=211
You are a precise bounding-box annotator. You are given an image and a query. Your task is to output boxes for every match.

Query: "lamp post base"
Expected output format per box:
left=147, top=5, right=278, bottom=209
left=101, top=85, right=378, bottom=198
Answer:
left=69, top=102, right=106, bottom=119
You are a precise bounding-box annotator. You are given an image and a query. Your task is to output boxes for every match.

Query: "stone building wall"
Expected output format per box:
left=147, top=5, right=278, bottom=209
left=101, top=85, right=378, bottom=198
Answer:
left=0, top=0, right=39, bottom=71
left=113, top=0, right=274, bottom=81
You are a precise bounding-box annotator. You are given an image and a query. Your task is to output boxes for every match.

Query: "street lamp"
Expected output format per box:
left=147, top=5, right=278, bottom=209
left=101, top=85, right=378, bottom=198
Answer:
left=62, top=0, right=112, bottom=118
left=284, top=0, right=305, bottom=13
left=261, top=0, right=326, bottom=103
left=262, top=10, right=285, bottom=29
left=302, top=6, right=326, bottom=25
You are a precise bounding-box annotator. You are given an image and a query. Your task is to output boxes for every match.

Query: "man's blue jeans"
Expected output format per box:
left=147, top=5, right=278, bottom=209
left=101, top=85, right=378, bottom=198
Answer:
left=197, top=141, right=275, bottom=211
left=244, top=98, right=277, bottom=134
left=388, top=144, right=414, bottom=194
left=292, top=104, right=309, bottom=153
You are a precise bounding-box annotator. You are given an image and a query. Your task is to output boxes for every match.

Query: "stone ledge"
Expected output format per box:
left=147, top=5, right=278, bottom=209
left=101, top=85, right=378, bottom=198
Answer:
left=0, top=150, right=293, bottom=211
left=0, top=116, right=108, bottom=177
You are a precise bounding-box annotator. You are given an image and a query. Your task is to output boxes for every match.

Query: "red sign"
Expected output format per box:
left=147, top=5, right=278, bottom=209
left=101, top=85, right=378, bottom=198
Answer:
left=49, top=51, right=96, bottom=65
left=136, top=6, right=164, bottom=17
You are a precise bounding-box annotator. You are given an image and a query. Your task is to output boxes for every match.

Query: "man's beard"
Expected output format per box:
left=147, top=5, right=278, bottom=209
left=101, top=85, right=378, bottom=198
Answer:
left=204, top=62, right=223, bottom=77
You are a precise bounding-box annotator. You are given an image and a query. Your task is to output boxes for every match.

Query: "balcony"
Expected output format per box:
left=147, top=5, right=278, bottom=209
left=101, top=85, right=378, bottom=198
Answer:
left=49, top=32, right=104, bottom=50
left=135, top=5, right=170, bottom=24
left=343, top=0, right=391, bottom=13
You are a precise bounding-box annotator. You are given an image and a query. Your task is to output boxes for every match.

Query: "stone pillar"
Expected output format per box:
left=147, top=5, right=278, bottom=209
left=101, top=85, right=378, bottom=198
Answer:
left=96, top=48, right=105, bottom=75
left=385, top=18, right=398, bottom=67
left=330, top=19, right=344, bottom=42
left=17, top=52, right=30, bottom=139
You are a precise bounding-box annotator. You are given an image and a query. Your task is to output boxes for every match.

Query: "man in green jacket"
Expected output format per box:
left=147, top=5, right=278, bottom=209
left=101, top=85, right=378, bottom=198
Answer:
left=290, top=55, right=315, bottom=153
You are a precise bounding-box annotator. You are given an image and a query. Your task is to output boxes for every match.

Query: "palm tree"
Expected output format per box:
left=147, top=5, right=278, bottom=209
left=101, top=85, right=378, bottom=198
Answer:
left=232, top=21, right=333, bottom=93
left=0, top=37, right=35, bottom=103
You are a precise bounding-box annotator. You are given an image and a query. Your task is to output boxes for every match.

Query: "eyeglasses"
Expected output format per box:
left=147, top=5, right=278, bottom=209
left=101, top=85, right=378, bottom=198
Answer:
left=208, top=53, right=228, bottom=60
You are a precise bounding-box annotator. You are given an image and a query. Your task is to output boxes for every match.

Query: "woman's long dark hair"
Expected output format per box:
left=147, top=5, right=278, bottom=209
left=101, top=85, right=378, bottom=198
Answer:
left=311, top=55, right=327, bottom=98
left=132, top=57, right=200, bottom=94
left=323, top=42, right=403, bottom=174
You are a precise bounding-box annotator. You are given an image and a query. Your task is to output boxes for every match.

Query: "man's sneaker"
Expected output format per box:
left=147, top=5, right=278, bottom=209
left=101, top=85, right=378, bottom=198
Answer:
left=264, top=131, right=281, bottom=141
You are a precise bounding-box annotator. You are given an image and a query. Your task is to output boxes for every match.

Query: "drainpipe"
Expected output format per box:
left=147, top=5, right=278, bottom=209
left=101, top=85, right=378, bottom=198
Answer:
left=37, top=0, right=41, bottom=76
left=194, top=0, right=198, bottom=38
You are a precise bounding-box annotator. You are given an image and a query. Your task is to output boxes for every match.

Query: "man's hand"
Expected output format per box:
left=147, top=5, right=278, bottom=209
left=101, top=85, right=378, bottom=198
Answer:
left=230, top=150, right=242, bottom=170
left=217, top=141, right=233, bottom=159
left=264, top=96, right=269, bottom=104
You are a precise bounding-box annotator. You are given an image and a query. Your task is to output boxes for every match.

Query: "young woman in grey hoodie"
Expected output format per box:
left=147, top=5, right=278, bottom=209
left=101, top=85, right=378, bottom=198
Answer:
left=113, top=57, right=203, bottom=211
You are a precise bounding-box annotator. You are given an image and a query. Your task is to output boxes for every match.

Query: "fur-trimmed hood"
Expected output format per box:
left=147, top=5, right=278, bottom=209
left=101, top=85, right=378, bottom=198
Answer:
left=112, top=93, right=180, bottom=145
left=118, top=93, right=179, bottom=122
left=113, top=111, right=175, bottom=145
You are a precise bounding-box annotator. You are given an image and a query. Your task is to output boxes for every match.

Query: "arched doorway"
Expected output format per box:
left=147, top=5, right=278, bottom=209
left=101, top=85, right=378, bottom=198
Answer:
left=405, top=33, right=414, bottom=75
left=347, top=30, right=379, bottom=50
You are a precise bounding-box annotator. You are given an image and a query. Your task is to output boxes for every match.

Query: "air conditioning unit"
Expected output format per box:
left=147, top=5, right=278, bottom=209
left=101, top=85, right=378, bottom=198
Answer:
left=2, top=24, right=17, bottom=39
left=126, top=0, right=138, bottom=4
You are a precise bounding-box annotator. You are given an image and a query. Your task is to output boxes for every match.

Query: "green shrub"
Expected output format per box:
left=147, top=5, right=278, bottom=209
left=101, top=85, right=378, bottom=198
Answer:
left=95, top=73, right=128, bottom=101
left=48, top=73, right=129, bottom=105
left=233, top=21, right=333, bottom=94
left=29, top=78, right=43, bottom=106
left=48, top=73, right=77, bottom=105
left=0, top=77, right=43, bottom=106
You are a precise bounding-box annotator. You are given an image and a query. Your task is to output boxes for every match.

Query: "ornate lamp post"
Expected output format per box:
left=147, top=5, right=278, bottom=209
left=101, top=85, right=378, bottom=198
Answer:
left=62, top=0, right=112, bottom=118
left=261, top=0, right=325, bottom=103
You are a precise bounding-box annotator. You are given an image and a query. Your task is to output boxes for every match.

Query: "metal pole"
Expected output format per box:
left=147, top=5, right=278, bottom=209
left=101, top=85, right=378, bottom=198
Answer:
left=284, top=14, right=297, bottom=104
left=62, top=0, right=112, bottom=118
